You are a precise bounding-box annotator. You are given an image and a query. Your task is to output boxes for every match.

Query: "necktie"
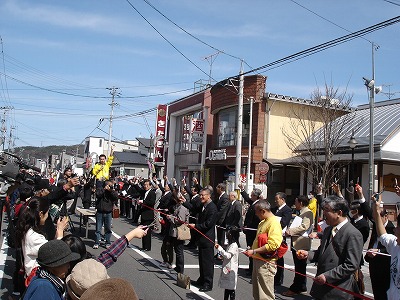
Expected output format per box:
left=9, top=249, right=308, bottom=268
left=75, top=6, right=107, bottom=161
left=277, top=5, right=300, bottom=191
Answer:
left=331, top=226, right=338, bottom=239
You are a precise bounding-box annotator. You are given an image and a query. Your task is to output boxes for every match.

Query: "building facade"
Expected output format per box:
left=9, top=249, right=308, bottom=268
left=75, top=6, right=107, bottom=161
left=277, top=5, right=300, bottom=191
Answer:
left=165, top=88, right=212, bottom=184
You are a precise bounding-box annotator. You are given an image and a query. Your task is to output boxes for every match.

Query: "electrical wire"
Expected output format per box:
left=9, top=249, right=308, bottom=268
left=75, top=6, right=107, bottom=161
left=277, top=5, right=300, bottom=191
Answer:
left=240, top=16, right=400, bottom=77
left=110, top=16, right=400, bottom=124
left=289, top=0, right=373, bottom=44
left=383, top=0, right=400, bottom=6
left=141, top=0, right=243, bottom=61
left=124, top=0, right=211, bottom=81
left=3, top=53, right=98, bottom=90
left=1, top=70, right=197, bottom=100
left=96, top=126, right=125, bottom=143
left=14, top=108, right=105, bottom=117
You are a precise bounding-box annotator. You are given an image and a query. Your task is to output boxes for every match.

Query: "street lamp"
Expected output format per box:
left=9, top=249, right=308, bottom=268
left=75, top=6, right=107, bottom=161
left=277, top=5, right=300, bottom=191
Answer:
left=363, top=42, right=382, bottom=199
left=347, top=131, right=357, bottom=182
left=363, top=75, right=382, bottom=199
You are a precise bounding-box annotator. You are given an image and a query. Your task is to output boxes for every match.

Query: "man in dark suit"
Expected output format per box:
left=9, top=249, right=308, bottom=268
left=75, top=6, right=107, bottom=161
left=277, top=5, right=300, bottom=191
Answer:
left=182, top=178, right=201, bottom=249
left=239, top=184, right=262, bottom=275
left=224, top=191, right=243, bottom=245
left=138, top=179, right=156, bottom=251
left=349, top=200, right=370, bottom=245
left=365, top=208, right=395, bottom=300
left=157, top=178, right=175, bottom=234
left=189, top=188, right=218, bottom=292
left=272, top=192, right=292, bottom=286
left=215, top=183, right=230, bottom=253
left=297, top=196, right=364, bottom=300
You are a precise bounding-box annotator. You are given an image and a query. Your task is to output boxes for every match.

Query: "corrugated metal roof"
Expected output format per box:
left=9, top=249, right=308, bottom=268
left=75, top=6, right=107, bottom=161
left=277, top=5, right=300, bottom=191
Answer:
left=296, top=98, right=400, bottom=151
left=345, top=98, right=400, bottom=146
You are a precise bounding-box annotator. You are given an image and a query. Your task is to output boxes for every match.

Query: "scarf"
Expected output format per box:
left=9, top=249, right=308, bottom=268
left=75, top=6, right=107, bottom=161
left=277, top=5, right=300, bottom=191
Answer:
left=36, top=267, right=66, bottom=297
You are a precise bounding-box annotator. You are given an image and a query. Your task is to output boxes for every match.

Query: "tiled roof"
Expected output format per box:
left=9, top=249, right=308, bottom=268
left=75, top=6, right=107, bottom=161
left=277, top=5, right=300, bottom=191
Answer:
left=113, top=151, right=147, bottom=165
left=265, top=92, right=354, bottom=111
left=136, top=138, right=152, bottom=148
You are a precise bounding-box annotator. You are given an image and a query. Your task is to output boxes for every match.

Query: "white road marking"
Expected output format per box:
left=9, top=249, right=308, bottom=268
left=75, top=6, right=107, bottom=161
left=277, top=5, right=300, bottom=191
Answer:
left=0, top=232, right=9, bottom=281
left=283, top=264, right=374, bottom=298
left=93, top=217, right=216, bottom=300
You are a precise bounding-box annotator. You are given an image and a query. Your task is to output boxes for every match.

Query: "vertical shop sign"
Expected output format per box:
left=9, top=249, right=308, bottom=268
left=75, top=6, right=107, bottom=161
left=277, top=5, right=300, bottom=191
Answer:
left=154, top=104, right=167, bottom=163
left=191, top=118, right=204, bottom=144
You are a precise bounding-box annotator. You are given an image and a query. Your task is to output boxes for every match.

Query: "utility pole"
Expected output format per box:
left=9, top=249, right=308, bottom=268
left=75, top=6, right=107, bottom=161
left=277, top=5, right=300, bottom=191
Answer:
left=235, top=61, right=244, bottom=189
left=106, top=87, right=120, bottom=156
left=0, top=106, right=13, bottom=151
left=246, top=97, right=254, bottom=191
left=7, top=125, right=15, bottom=152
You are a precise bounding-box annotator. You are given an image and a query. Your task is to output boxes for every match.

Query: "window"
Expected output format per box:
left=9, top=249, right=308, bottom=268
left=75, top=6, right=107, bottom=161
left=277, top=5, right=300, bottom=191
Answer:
left=217, top=105, right=250, bottom=147
left=175, top=111, right=203, bottom=153
left=99, top=139, right=102, bottom=147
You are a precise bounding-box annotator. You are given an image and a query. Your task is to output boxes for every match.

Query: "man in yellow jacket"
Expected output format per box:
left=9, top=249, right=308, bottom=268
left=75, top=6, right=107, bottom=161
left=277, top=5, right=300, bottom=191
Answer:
left=92, top=147, right=114, bottom=189
left=244, top=200, right=283, bottom=300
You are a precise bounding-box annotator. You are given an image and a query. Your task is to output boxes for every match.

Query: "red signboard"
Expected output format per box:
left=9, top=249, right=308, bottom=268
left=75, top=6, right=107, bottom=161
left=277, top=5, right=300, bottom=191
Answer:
left=154, top=104, right=167, bottom=163
left=259, top=162, right=269, bottom=175
left=191, top=118, right=204, bottom=133
left=259, top=174, right=267, bottom=183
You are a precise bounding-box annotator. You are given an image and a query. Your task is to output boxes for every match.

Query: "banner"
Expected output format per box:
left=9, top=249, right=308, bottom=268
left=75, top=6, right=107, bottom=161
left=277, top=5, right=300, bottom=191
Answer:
left=154, top=104, right=167, bottom=163
left=190, top=118, right=204, bottom=145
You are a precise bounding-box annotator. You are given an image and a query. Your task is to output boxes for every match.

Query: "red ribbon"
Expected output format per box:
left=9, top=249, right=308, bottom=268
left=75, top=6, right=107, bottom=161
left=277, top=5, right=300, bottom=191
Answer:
left=136, top=200, right=372, bottom=300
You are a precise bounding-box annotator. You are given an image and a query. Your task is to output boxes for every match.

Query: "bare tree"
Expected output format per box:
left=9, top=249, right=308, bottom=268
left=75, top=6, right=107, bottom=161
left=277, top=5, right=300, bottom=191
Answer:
left=282, top=83, right=362, bottom=192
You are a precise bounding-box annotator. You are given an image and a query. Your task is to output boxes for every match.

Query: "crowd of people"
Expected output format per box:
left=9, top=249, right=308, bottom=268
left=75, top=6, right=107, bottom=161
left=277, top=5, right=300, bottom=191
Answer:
left=2, top=150, right=400, bottom=300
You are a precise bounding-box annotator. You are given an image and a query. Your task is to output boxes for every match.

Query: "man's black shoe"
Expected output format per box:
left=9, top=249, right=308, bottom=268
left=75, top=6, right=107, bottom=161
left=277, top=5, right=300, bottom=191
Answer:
left=199, top=285, right=212, bottom=292
left=191, top=280, right=202, bottom=287
left=245, top=269, right=252, bottom=276
left=185, top=243, right=196, bottom=249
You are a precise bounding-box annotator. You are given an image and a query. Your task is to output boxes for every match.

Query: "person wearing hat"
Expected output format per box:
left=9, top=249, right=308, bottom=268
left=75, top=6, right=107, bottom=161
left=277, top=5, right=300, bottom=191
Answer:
left=80, top=278, right=138, bottom=300
left=65, top=259, right=109, bottom=300
left=23, top=239, right=80, bottom=300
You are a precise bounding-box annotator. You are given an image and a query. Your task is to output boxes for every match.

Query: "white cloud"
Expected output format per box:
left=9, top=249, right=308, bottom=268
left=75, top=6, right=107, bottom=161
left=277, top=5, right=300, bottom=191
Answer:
left=2, top=0, right=148, bottom=39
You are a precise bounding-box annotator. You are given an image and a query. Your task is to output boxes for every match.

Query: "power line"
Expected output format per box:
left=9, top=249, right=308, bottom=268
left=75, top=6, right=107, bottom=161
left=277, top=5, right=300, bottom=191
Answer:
left=141, top=0, right=243, bottom=61
left=112, top=16, right=400, bottom=124
left=383, top=0, right=400, bottom=6
left=1, top=70, right=196, bottom=100
left=240, top=16, right=400, bottom=77
left=3, top=53, right=97, bottom=90
left=124, top=0, right=211, bottom=81
left=289, top=0, right=373, bottom=44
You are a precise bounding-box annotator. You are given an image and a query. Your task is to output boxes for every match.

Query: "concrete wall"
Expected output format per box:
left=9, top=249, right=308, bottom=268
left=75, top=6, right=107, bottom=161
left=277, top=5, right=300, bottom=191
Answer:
left=382, top=131, right=400, bottom=152
left=268, top=101, right=324, bottom=160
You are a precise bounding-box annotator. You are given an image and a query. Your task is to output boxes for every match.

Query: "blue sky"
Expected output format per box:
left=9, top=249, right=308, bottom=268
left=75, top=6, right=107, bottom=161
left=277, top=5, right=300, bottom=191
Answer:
left=0, top=0, right=399, bottom=148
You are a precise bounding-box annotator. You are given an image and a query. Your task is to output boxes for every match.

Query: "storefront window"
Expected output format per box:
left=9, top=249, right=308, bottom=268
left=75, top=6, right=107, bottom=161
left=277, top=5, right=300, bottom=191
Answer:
left=217, top=105, right=250, bottom=147
left=175, top=111, right=204, bottom=153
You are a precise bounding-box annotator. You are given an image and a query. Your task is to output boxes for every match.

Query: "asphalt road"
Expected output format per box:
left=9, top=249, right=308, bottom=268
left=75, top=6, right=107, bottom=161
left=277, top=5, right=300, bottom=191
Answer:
left=0, top=202, right=375, bottom=300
